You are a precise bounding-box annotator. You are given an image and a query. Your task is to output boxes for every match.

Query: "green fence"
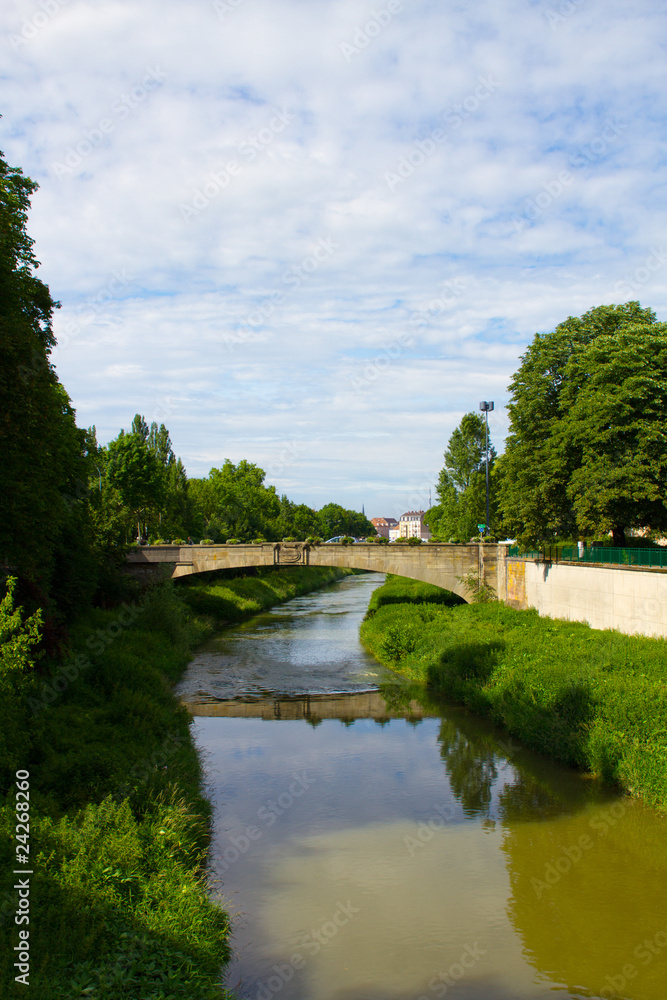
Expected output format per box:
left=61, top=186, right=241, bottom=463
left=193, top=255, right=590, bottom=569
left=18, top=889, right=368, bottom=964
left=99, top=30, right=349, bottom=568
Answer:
left=508, top=545, right=667, bottom=568
left=562, top=546, right=667, bottom=567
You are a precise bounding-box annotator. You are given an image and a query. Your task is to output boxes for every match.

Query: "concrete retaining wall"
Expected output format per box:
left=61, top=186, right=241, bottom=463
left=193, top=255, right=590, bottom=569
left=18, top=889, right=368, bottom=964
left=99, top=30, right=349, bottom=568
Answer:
left=503, top=558, right=667, bottom=638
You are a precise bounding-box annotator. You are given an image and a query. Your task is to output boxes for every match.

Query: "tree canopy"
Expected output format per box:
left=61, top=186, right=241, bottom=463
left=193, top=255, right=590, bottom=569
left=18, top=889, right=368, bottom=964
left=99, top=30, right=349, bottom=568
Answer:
left=427, top=412, right=496, bottom=542
left=498, top=302, right=667, bottom=544
left=0, top=149, right=92, bottom=604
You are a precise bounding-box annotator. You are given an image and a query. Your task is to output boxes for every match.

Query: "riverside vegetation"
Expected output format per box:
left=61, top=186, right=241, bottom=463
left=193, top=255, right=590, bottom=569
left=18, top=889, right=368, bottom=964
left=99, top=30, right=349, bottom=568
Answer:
left=0, top=565, right=351, bottom=999
left=361, top=575, right=667, bottom=809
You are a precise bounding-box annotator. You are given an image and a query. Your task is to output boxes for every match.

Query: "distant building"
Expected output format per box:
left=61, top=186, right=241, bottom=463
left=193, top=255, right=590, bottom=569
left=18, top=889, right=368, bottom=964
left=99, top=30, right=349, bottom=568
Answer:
left=399, top=511, right=431, bottom=540
left=370, top=517, right=398, bottom=539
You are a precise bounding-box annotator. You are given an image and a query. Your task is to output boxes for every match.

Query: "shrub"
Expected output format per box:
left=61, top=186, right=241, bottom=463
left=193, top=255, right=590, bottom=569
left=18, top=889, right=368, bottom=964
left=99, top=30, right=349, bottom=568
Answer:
left=380, top=621, right=422, bottom=660
left=305, top=536, right=322, bottom=545
left=407, top=536, right=422, bottom=546
left=225, top=539, right=241, bottom=545
left=151, top=538, right=167, bottom=545
left=282, top=536, right=297, bottom=542
left=340, top=536, right=355, bottom=545
left=199, top=539, right=214, bottom=545
left=171, top=537, right=187, bottom=545
left=251, top=538, right=267, bottom=544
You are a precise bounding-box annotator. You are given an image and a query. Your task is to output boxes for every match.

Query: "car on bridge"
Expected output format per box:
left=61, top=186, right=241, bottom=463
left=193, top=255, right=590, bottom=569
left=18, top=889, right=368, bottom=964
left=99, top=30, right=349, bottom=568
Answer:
left=324, top=536, right=365, bottom=543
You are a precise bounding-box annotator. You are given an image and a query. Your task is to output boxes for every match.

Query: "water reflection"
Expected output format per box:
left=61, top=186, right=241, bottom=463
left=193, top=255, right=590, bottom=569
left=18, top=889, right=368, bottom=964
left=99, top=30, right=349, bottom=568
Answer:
left=428, top=695, right=667, bottom=1000
left=179, top=574, right=667, bottom=1000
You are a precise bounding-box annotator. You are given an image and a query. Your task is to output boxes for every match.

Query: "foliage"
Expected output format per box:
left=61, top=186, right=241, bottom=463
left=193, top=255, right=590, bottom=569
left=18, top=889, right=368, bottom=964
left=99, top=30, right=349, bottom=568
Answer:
left=0, top=150, right=96, bottom=610
left=427, top=412, right=496, bottom=542
left=317, top=503, right=374, bottom=540
left=366, top=574, right=465, bottom=615
left=498, top=302, right=666, bottom=545
left=188, top=459, right=280, bottom=542
left=11, top=794, right=233, bottom=1000
left=0, top=579, right=235, bottom=998
left=0, top=577, right=43, bottom=676
left=361, top=583, right=667, bottom=807
left=457, top=570, right=497, bottom=603
left=107, top=431, right=166, bottom=541
left=0, top=578, right=42, bottom=785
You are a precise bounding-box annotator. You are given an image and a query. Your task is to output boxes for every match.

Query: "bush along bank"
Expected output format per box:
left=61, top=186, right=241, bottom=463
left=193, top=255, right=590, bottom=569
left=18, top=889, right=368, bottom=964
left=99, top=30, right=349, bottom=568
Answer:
left=360, top=576, right=667, bottom=808
left=0, top=565, right=351, bottom=999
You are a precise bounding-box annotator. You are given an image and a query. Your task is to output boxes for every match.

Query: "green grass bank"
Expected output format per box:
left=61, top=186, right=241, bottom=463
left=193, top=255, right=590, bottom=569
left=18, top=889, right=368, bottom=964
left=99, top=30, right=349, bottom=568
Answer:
left=360, top=575, right=667, bottom=808
left=1, top=565, right=351, bottom=999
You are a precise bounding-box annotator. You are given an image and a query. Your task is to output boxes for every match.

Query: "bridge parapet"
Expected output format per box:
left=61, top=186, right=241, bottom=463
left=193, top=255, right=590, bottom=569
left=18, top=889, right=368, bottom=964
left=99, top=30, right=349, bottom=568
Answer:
left=125, top=541, right=504, bottom=600
left=125, top=543, right=667, bottom=637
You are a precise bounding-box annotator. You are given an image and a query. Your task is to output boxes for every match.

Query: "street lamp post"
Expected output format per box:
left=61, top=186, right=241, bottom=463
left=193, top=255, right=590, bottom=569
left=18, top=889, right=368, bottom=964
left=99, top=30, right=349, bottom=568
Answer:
left=479, top=401, right=494, bottom=535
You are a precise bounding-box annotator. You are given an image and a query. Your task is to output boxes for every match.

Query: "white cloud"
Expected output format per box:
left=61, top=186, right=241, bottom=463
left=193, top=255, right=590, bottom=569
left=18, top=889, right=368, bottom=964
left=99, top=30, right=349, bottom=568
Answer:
left=3, top=0, right=667, bottom=514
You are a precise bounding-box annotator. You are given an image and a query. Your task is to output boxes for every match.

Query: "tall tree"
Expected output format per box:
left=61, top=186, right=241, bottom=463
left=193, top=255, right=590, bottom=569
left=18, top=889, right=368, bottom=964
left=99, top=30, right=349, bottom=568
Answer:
left=427, top=413, right=496, bottom=541
left=498, top=302, right=664, bottom=544
left=558, top=325, right=667, bottom=544
left=106, top=431, right=165, bottom=541
left=0, top=149, right=90, bottom=594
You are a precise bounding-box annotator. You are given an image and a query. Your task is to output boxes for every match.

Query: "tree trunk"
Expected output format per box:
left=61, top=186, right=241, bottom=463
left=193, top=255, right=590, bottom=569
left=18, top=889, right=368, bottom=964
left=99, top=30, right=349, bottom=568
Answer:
left=611, top=526, right=626, bottom=546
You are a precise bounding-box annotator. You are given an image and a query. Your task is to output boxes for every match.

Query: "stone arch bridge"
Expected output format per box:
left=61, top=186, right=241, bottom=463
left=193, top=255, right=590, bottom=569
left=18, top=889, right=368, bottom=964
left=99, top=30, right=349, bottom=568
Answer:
left=125, top=541, right=667, bottom=638
left=125, top=541, right=497, bottom=602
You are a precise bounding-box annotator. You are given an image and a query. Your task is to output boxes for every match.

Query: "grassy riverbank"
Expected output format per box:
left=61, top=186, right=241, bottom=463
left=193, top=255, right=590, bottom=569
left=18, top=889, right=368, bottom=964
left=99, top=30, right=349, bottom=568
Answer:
left=361, top=575, right=667, bottom=808
left=1, top=565, right=350, bottom=999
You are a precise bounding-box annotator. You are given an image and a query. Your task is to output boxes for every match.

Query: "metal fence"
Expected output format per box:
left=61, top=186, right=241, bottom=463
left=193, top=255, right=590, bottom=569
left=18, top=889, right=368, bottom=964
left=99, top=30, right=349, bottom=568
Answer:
left=508, top=545, right=667, bottom=568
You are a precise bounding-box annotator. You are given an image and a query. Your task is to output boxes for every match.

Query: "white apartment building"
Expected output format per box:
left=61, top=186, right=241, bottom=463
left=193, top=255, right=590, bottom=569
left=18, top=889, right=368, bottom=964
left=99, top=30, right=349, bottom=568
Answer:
left=399, top=510, right=431, bottom=540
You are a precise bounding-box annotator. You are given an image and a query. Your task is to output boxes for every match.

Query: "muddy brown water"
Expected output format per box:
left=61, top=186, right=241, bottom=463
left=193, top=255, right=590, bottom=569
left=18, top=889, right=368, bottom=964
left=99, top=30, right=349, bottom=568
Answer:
left=176, top=573, right=667, bottom=1000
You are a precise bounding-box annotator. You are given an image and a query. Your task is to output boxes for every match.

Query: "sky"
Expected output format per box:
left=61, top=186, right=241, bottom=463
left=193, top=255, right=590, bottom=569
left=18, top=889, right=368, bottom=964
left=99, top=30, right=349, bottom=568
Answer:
left=3, top=0, right=667, bottom=520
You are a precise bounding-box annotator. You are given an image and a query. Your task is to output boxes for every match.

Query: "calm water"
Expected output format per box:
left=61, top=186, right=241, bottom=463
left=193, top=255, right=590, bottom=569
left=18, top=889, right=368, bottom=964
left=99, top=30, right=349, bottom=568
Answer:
left=177, top=573, right=667, bottom=1000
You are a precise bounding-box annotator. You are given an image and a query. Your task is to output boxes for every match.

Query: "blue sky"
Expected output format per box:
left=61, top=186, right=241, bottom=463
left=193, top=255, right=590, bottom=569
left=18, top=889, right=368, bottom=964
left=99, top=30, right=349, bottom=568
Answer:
left=3, top=0, right=667, bottom=519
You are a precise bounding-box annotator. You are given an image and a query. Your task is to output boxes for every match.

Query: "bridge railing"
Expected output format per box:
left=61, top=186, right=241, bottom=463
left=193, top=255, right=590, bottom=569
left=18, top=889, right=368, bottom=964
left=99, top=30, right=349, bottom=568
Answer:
left=508, top=545, right=667, bottom=568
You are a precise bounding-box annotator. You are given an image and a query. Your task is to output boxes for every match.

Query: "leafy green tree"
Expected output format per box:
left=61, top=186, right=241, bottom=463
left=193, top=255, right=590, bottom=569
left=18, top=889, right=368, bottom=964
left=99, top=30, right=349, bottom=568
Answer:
left=107, top=431, right=165, bottom=541
left=0, top=577, right=42, bottom=782
left=190, top=460, right=280, bottom=541
left=498, top=302, right=663, bottom=544
left=427, top=413, right=496, bottom=541
left=0, top=149, right=91, bottom=599
left=144, top=419, right=192, bottom=539
left=291, top=503, right=322, bottom=539
left=84, top=427, right=135, bottom=554
left=317, top=503, right=374, bottom=539
left=559, top=325, right=667, bottom=544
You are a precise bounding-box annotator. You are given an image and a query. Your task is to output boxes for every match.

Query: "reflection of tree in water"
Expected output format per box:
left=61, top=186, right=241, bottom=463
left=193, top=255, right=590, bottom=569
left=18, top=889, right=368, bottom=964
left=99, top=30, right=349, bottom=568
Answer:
left=438, top=718, right=498, bottom=818
left=497, top=769, right=576, bottom=823
left=436, top=705, right=663, bottom=999
left=436, top=709, right=602, bottom=823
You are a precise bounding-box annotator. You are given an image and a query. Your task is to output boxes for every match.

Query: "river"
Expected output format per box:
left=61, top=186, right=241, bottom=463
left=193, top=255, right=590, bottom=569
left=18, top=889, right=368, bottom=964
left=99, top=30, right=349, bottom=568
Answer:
left=176, top=572, right=667, bottom=1000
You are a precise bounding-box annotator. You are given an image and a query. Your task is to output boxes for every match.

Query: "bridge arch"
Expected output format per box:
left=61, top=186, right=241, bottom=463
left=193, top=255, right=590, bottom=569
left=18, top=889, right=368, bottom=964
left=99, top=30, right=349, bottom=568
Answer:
left=125, top=541, right=498, bottom=602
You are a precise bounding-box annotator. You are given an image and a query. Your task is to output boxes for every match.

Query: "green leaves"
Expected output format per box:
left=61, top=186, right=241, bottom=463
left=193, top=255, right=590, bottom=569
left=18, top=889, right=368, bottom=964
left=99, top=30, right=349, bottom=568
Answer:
left=499, top=303, right=667, bottom=544
left=429, top=412, right=496, bottom=541
left=0, top=576, right=42, bottom=677
left=107, top=433, right=166, bottom=539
